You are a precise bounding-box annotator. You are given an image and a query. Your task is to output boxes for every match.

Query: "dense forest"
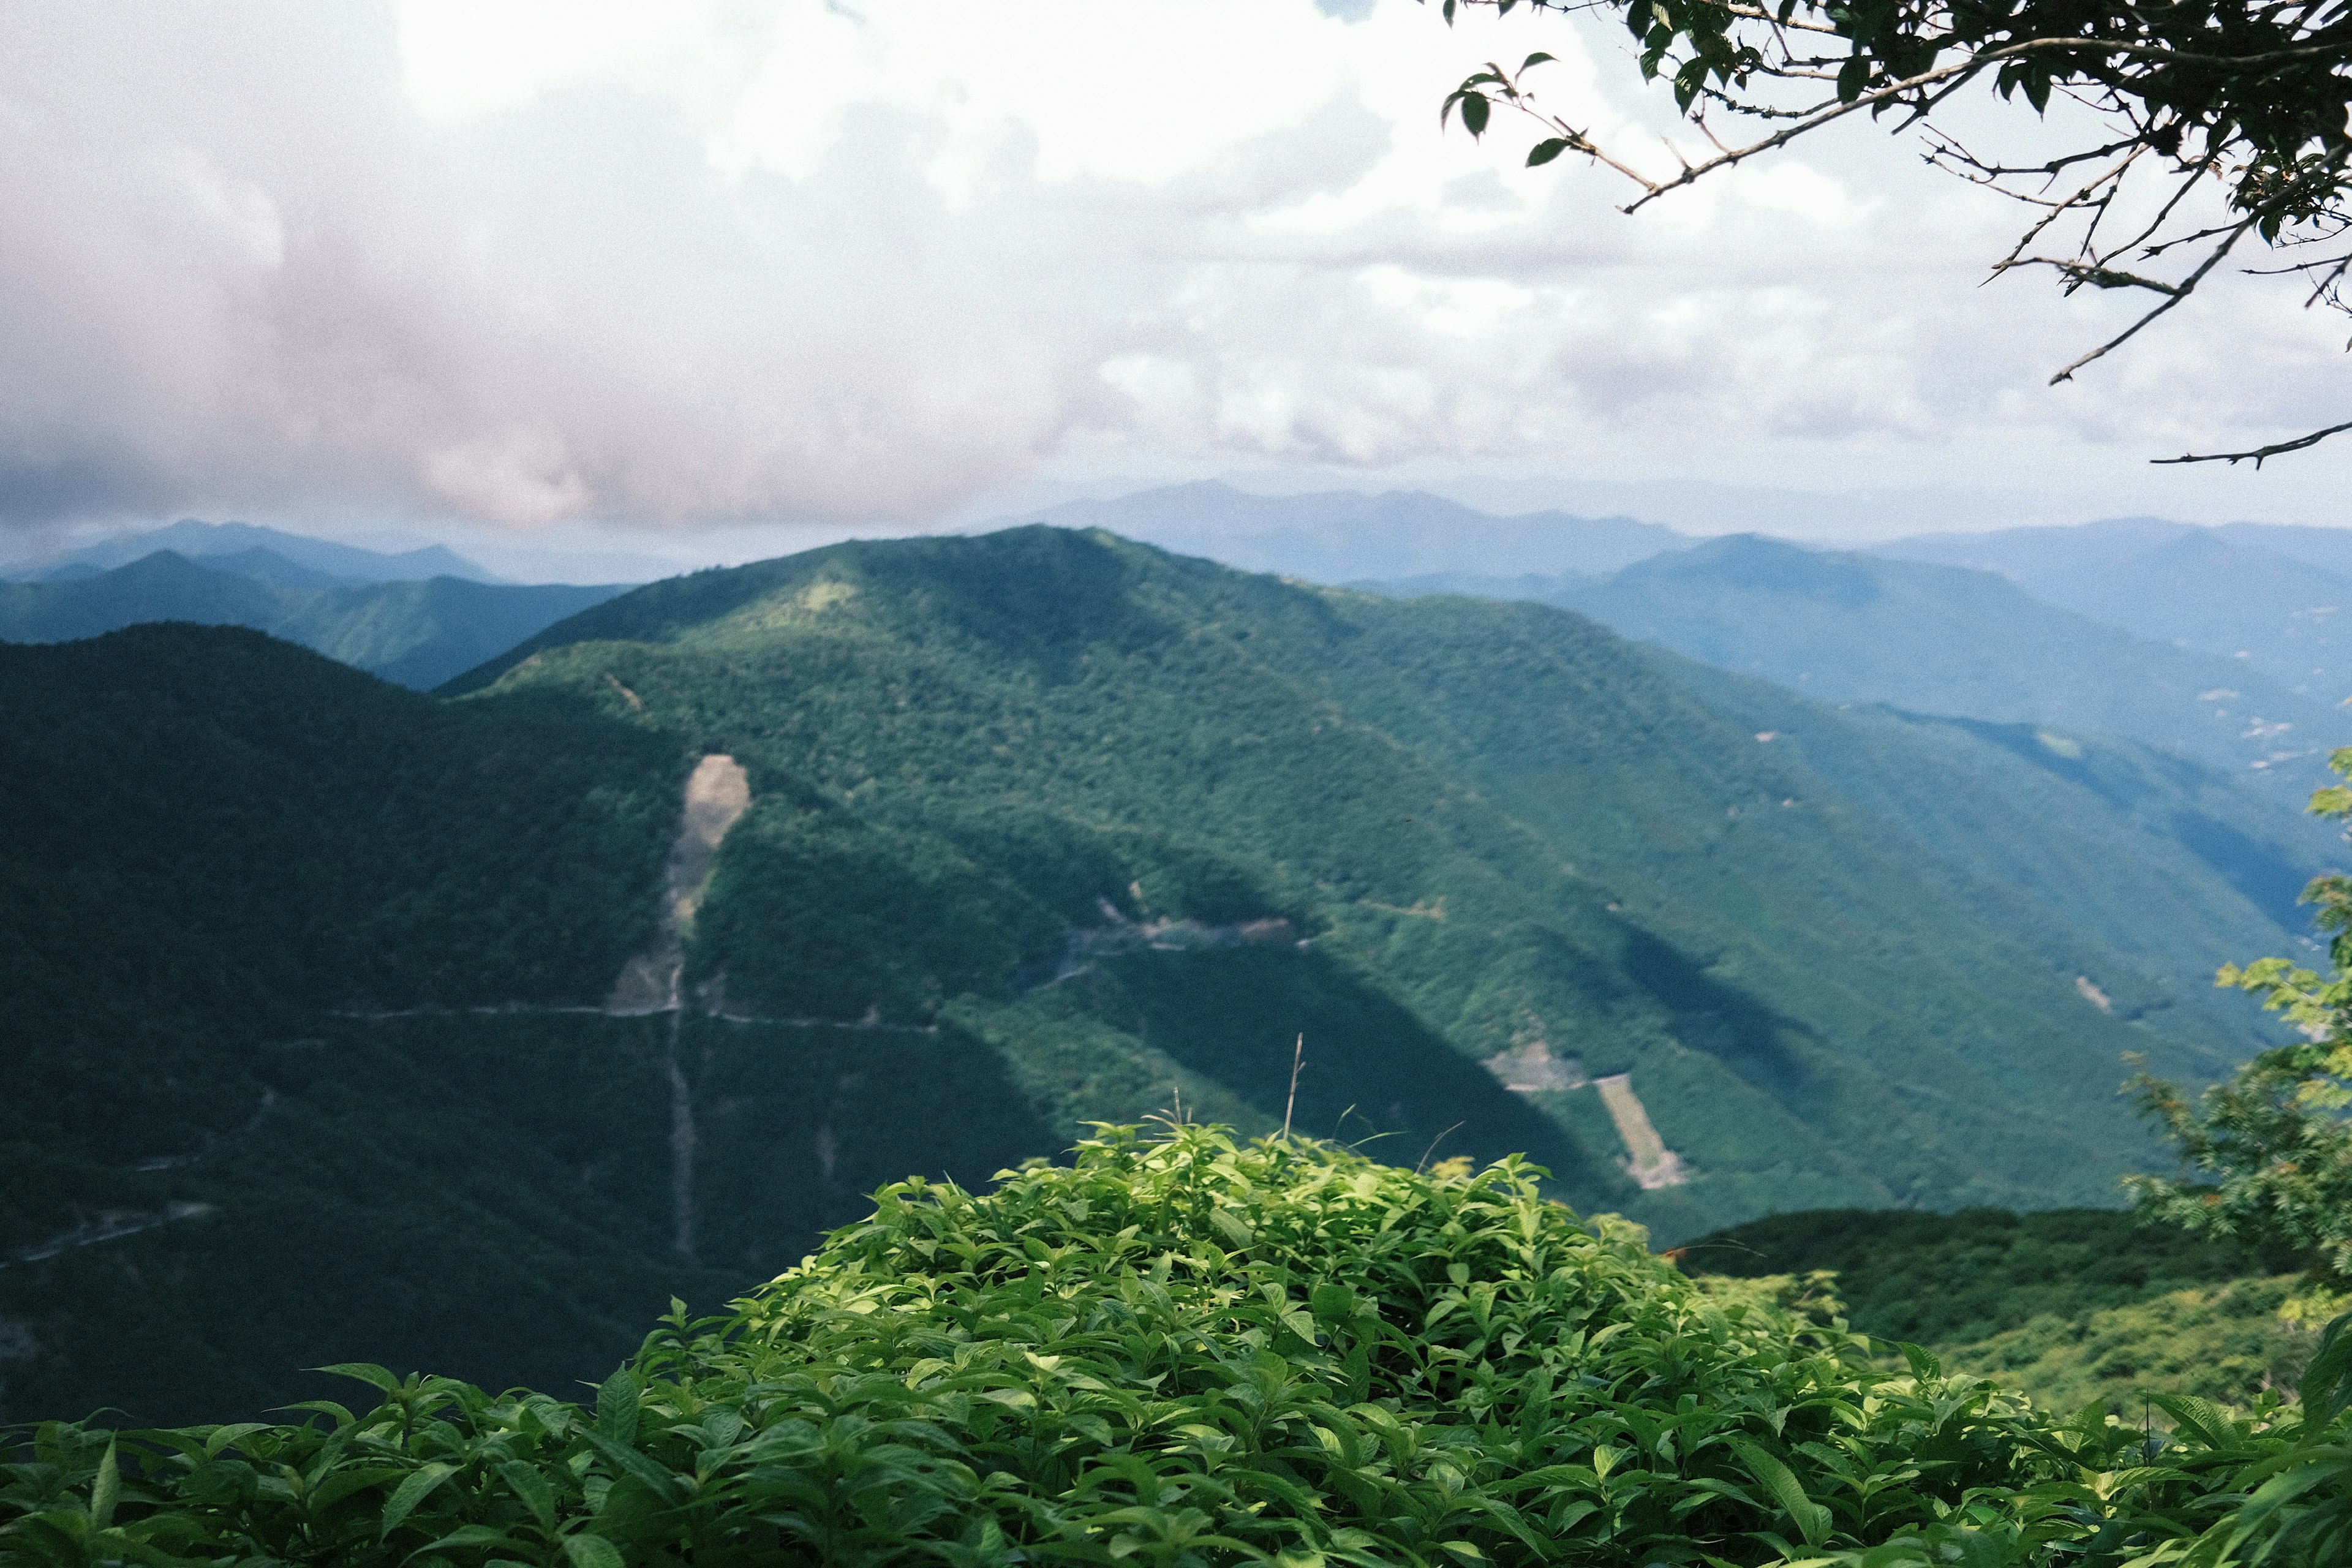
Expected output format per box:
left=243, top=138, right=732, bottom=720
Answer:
left=1, top=526, right=2332, bottom=1427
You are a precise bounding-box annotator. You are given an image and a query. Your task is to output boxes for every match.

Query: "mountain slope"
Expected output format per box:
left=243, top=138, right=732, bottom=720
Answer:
left=1643, top=665, right=2340, bottom=997
left=457, top=527, right=2265, bottom=1226
left=1476, top=534, right=2342, bottom=777
left=0, top=550, right=631, bottom=688
left=6, top=528, right=2309, bottom=1425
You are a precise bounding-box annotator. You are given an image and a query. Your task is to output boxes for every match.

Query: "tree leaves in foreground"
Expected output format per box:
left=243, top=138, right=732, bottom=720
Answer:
left=2129, top=744, right=2352, bottom=1286
left=9, top=1123, right=2352, bottom=1566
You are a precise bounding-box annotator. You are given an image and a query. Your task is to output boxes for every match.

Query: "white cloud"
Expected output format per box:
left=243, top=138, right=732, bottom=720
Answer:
left=0, top=0, right=2346, bottom=537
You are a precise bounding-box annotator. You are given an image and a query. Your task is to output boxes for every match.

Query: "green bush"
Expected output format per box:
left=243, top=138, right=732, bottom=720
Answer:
left=9, top=1126, right=2352, bottom=1566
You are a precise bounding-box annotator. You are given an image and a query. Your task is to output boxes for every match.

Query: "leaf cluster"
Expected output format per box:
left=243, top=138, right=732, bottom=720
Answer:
left=17, top=1125, right=2352, bottom=1567
left=2127, top=748, right=2352, bottom=1286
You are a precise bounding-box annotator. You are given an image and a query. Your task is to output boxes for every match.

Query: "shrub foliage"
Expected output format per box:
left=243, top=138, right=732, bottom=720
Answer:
left=8, top=1125, right=2352, bottom=1566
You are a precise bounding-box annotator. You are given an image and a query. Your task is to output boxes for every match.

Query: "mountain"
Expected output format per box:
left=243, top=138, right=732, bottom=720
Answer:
left=1643, top=663, right=2342, bottom=997
left=4, top=527, right=2318, bottom=1425
left=0, top=549, right=633, bottom=689
left=1397, top=533, right=2344, bottom=779
left=1877, top=519, right=2352, bottom=699
left=10, top=518, right=502, bottom=584
left=1881, top=516, right=2352, bottom=587
left=1007, top=480, right=1693, bottom=582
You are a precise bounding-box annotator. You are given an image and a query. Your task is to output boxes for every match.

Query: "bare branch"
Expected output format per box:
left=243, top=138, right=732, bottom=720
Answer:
left=2155, top=415, right=2352, bottom=465
left=2049, top=216, right=2256, bottom=382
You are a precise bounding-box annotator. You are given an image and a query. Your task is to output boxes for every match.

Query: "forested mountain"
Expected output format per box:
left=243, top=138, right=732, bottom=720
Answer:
left=0, top=549, right=631, bottom=688
left=2, top=527, right=2323, bottom=1426
left=1876, top=518, right=2352, bottom=699
left=1371, top=534, right=2340, bottom=778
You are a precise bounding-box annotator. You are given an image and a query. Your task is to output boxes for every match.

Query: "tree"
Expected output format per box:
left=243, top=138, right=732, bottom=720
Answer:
left=2125, top=745, right=2352, bottom=1284
left=1427, top=0, right=2352, bottom=464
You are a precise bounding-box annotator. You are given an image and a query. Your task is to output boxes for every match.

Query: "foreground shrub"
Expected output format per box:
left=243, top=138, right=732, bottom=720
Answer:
left=6, top=1125, right=2352, bottom=1565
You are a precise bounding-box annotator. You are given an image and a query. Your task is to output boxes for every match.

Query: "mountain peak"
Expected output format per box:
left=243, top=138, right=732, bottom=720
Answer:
left=1624, top=533, right=1882, bottom=609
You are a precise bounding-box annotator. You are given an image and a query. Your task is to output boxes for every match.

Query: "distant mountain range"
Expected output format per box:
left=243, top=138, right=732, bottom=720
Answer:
left=8, top=518, right=503, bottom=584
left=1365, top=533, right=2343, bottom=782
left=1008, top=481, right=1695, bottom=582
left=1876, top=518, right=2352, bottom=700
left=9, top=527, right=2328, bottom=1425
left=0, top=546, right=631, bottom=689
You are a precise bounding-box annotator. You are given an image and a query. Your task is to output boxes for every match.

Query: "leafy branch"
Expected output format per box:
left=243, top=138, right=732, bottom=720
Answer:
left=1431, top=0, right=2352, bottom=462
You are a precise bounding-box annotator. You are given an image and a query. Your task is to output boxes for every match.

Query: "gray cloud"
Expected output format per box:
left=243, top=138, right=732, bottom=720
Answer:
left=2, top=0, right=2345, bottom=537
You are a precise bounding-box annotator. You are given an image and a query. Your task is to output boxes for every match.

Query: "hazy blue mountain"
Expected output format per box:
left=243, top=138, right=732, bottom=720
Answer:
left=1884, top=516, right=2352, bottom=586
left=9, top=518, right=501, bottom=584
left=195, top=546, right=352, bottom=591
left=0, top=550, right=288, bottom=638
left=1875, top=518, right=2199, bottom=580
left=2217, top=519, right=2352, bottom=579
left=1876, top=520, right=2352, bottom=699
left=0, top=549, right=632, bottom=689
left=1005, top=480, right=1693, bottom=582
left=1379, top=534, right=2340, bottom=778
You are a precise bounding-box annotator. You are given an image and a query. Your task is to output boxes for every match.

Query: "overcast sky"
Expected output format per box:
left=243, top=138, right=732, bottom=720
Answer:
left=5, top=0, right=2350, bottom=563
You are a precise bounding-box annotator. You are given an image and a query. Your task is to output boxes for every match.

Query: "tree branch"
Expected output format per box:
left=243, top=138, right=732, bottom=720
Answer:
left=2155, top=415, right=2352, bottom=466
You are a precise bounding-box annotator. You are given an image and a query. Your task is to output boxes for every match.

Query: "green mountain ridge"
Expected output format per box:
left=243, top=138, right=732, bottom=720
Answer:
left=0, top=549, right=631, bottom=689
left=1, top=526, right=2323, bottom=1424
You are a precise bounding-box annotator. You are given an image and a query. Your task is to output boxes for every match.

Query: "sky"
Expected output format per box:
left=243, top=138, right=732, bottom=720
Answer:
left=4, top=0, right=2350, bottom=573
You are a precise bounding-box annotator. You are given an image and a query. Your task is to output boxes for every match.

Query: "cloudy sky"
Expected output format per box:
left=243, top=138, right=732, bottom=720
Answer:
left=4, top=0, right=2349, bottom=565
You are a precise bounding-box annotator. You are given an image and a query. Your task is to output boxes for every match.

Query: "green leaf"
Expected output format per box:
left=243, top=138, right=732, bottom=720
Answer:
left=596, top=1368, right=640, bottom=1446
left=2300, top=1308, right=2352, bottom=1423
left=378, top=1462, right=459, bottom=1542
left=1311, top=1282, right=1359, bottom=1322
left=204, top=1423, right=273, bottom=1458
left=1728, top=1437, right=1831, bottom=1547
left=1527, top=138, right=1572, bottom=167
left=315, top=1362, right=402, bottom=1395
left=499, top=1458, right=558, bottom=1532
left=89, top=1437, right=119, bottom=1532
left=562, top=1534, right=627, bottom=1568
left=1460, top=92, right=1490, bottom=137
left=412, top=1523, right=528, bottom=1559
left=1836, top=54, right=1870, bottom=103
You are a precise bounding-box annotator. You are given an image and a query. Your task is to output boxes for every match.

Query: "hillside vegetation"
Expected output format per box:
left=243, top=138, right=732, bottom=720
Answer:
left=1683, top=1206, right=2324, bottom=1414
left=1, top=527, right=2322, bottom=1422
left=10, top=1128, right=2352, bottom=1568
left=459, top=527, right=2280, bottom=1222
